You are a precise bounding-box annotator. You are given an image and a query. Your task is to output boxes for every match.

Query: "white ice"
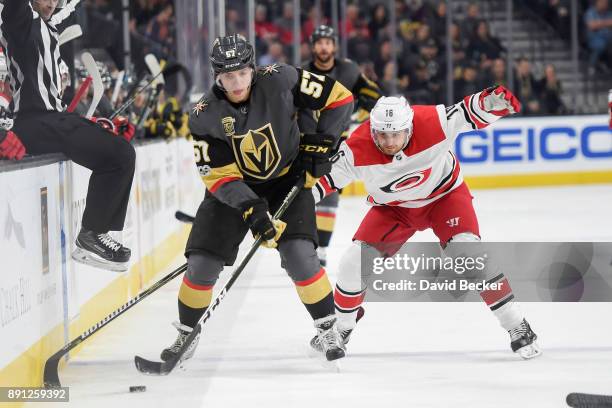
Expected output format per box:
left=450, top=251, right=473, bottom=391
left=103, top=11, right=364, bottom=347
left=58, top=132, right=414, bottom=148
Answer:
left=33, top=185, right=612, bottom=408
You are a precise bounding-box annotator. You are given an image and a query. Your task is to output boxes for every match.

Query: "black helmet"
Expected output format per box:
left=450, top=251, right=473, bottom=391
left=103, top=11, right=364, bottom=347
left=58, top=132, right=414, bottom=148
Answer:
left=210, top=34, right=256, bottom=75
left=310, top=25, right=337, bottom=45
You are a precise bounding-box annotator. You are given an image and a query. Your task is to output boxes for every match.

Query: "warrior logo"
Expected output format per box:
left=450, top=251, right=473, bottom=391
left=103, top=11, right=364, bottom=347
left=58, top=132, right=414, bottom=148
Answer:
left=231, top=123, right=281, bottom=179
left=222, top=116, right=235, bottom=137
left=380, top=168, right=432, bottom=193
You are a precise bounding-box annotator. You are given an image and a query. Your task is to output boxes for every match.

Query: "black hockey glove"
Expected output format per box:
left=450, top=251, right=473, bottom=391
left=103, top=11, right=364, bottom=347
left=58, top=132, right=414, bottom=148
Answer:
left=298, top=133, right=335, bottom=178
left=240, top=198, right=286, bottom=248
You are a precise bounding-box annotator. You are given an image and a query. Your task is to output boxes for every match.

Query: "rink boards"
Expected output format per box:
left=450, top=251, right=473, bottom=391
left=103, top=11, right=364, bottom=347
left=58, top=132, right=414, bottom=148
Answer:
left=0, top=139, right=204, bottom=393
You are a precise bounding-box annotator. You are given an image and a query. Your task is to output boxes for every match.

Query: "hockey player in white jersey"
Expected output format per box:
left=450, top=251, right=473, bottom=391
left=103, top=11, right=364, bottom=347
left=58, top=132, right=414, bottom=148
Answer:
left=313, top=86, right=541, bottom=359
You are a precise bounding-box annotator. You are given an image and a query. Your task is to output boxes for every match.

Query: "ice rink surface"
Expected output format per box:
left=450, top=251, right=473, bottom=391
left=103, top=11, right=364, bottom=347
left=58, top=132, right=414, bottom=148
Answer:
left=33, top=185, right=612, bottom=408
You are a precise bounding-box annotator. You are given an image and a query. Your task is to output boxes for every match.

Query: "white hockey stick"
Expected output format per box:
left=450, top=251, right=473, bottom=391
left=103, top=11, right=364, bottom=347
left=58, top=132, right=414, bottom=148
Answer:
left=144, top=54, right=164, bottom=86
left=58, top=24, right=82, bottom=46
left=110, top=70, right=125, bottom=107
left=80, top=52, right=104, bottom=119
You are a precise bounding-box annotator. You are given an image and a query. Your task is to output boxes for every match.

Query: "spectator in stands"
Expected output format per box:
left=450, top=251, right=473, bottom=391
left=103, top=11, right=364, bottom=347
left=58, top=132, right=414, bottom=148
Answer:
left=406, top=60, right=436, bottom=104
left=226, top=7, right=244, bottom=36
left=380, top=62, right=409, bottom=96
left=419, top=39, right=444, bottom=99
left=537, top=64, right=566, bottom=114
left=454, top=62, right=481, bottom=98
left=258, top=41, right=287, bottom=66
left=302, top=6, right=327, bottom=43
left=274, top=3, right=295, bottom=46
left=461, top=2, right=481, bottom=40
left=368, top=3, right=390, bottom=43
left=348, top=26, right=374, bottom=63
left=146, top=3, right=175, bottom=54
left=467, top=20, right=505, bottom=69
left=514, top=57, right=542, bottom=115
left=483, top=58, right=508, bottom=87
left=584, top=0, right=612, bottom=70
left=255, top=4, right=279, bottom=42
left=342, top=4, right=366, bottom=40
left=373, top=39, right=393, bottom=79
left=450, top=22, right=468, bottom=76
left=427, top=1, right=447, bottom=41
left=405, top=0, right=429, bottom=23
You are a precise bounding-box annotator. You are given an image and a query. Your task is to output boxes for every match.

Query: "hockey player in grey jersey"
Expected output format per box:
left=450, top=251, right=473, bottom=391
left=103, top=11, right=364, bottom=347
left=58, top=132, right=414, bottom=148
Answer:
left=300, top=25, right=383, bottom=267
left=161, top=34, right=354, bottom=363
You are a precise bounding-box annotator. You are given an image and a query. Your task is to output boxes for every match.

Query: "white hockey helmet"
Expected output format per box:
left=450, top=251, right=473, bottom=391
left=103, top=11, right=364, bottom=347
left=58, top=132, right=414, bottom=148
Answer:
left=370, top=96, right=414, bottom=152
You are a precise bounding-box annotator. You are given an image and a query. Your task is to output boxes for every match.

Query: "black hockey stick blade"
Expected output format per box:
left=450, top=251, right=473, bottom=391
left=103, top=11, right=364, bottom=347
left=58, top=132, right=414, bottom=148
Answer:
left=133, top=181, right=303, bottom=376
left=175, top=210, right=195, bottom=223
left=567, top=392, right=612, bottom=407
left=42, top=262, right=187, bottom=388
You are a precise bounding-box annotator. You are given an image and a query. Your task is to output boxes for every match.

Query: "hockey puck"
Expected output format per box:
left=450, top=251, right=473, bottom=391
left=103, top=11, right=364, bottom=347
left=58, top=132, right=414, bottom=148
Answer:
left=129, top=385, right=146, bottom=393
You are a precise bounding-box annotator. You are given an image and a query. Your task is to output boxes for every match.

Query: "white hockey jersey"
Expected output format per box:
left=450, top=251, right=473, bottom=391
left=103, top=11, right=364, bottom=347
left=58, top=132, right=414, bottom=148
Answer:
left=313, top=91, right=503, bottom=208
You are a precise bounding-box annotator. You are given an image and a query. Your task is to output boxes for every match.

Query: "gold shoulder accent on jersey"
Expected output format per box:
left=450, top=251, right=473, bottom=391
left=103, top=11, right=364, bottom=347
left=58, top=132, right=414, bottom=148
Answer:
left=324, top=81, right=353, bottom=109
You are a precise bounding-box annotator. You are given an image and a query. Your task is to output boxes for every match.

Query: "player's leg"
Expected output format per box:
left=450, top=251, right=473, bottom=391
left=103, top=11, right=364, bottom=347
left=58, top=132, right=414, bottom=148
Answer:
left=14, top=112, right=136, bottom=271
left=161, top=194, right=249, bottom=362
left=335, top=206, right=416, bottom=344
left=273, top=187, right=344, bottom=361
left=315, top=191, right=340, bottom=266
left=430, top=183, right=541, bottom=359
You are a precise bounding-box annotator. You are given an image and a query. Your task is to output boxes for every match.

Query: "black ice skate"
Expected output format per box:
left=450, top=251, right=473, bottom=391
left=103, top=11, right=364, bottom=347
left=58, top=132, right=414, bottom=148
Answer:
left=509, top=318, right=541, bottom=359
left=160, top=321, right=200, bottom=362
left=72, top=229, right=131, bottom=272
left=309, top=315, right=345, bottom=361
left=338, top=306, right=365, bottom=346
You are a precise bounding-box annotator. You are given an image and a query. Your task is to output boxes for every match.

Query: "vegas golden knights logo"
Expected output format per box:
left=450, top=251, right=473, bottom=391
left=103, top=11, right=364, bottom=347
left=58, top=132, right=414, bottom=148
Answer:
left=231, top=123, right=281, bottom=179
left=222, top=116, right=235, bottom=136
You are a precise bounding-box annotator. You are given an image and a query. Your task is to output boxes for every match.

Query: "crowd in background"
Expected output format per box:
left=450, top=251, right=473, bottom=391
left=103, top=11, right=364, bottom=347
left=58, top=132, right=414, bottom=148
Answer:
left=76, top=0, right=612, bottom=117
left=248, top=0, right=576, bottom=115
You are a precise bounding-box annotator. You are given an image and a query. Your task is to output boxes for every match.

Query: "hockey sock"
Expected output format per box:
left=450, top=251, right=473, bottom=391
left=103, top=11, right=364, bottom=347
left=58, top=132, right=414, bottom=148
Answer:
left=316, top=207, right=337, bottom=247
left=480, top=273, right=524, bottom=331
left=178, top=275, right=213, bottom=328
left=334, top=284, right=366, bottom=329
left=294, top=267, right=335, bottom=320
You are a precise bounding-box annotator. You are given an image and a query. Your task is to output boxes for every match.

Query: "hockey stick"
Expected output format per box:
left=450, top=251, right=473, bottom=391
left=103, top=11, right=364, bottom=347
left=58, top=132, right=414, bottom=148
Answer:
left=144, top=54, right=165, bottom=86
left=43, top=262, right=188, bottom=388
left=58, top=24, right=82, bottom=46
left=567, top=393, right=612, bottom=407
left=110, top=70, right=125, bottom=107
left=175, top=210, right=195, bottom=224
left=134, top=179, right=304, bottom=375
left=66, top=76, right=91, bottom=113
left=80, top=52, right=104, bottom=119
left=110, top=63, right=180, bottom=120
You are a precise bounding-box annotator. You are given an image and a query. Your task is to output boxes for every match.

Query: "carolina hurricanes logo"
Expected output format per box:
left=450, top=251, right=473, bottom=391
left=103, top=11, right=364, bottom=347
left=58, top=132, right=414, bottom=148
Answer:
left=380, top=168, right=432, bottom=193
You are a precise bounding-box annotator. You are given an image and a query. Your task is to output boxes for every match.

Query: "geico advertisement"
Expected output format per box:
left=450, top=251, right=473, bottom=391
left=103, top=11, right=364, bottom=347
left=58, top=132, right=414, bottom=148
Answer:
left=454, top=115, right=612, bottom=175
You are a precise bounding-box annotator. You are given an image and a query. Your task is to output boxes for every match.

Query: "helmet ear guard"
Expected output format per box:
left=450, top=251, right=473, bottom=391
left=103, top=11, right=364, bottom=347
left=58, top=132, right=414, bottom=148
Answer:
left=370, top=96, right=414, bottom=153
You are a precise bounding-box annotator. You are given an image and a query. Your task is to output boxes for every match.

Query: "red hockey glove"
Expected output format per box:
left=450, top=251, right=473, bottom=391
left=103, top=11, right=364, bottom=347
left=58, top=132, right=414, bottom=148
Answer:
left=113, top=116, right=135, bottom=142
left=479, top=85, right=521, bottom=117
left=0, top=129, right=26, bottom=160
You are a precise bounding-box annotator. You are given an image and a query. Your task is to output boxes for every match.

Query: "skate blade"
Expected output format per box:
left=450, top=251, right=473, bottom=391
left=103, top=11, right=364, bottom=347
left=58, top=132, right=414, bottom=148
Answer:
left=72, top=248, right=129, bottom=272
left=306, top=346, right=342, bottom=373
left=516, top=342, right=542, bottom=360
